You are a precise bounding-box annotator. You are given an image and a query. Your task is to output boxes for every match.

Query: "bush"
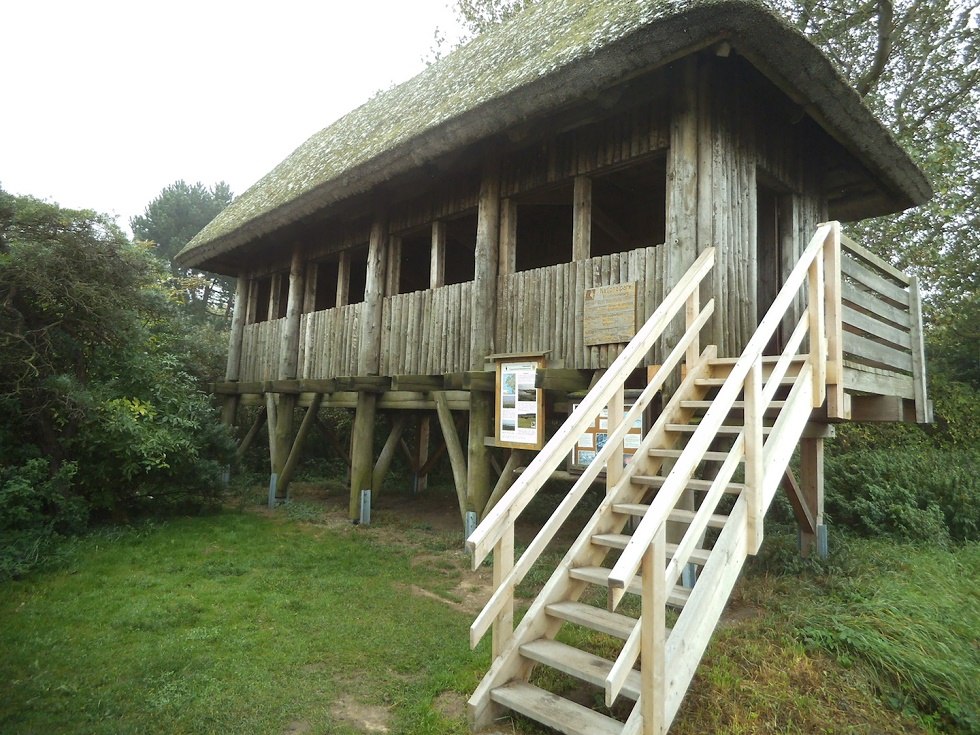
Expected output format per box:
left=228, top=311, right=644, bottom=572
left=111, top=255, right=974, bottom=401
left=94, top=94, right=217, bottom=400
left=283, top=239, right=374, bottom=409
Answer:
left=825, top=447, right=980, bottom=544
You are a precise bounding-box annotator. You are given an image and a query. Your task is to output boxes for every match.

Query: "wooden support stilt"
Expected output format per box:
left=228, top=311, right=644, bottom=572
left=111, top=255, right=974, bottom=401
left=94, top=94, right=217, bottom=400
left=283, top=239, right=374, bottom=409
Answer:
left=221, top=273, right=249, bottom=428
left=799, top=437, right=826, bottom=558
left=483, top=449, right=525, bottom=515
left=372, top=415, right=408, bottom=495
left=277, top=394, right=323, bottom=494
left=416, top=415, right=431, bottom=492
left=434, top=392, right=469, bottom=525
left=779, top=466, right=817, bottom=538
left=235, top=406, right=267, bottom=460
left=350, top=392, right=378, bottom=520
left=467, top=392, right=494, bottom=519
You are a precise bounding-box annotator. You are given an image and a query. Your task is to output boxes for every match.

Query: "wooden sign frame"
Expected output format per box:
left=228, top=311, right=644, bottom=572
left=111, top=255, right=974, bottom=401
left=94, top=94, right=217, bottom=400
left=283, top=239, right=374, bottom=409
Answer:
left=568, top=397, right=644, bottom=473
left=495, top=354, right=546, bottom=450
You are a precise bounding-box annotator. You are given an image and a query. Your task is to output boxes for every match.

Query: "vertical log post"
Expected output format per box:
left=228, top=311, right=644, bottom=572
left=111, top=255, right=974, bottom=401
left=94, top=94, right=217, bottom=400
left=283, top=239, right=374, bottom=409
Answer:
left=271, top=248, right=306, bottom=503
left=221, top=273, right=248, bottom=427
left=430, top=222, right=446, bottom=289
left=572, top=175, right=592, bottom=261
left=416, top=414, right=431, bottom=492
left=640, top=526, right=667, bottom=735
left=800, top=437, right=827, bottom=558
left=468, top=159, right=501, bottom=519
left=350, top=219, right=388, bottom=520
left=336, top=250, right=351, bottom=307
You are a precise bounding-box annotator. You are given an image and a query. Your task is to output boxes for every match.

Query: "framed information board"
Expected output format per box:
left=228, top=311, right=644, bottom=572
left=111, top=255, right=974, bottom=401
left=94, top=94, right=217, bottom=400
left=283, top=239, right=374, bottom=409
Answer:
left=495, top=355, right=545, bottom=449
left=568, top=399, right=644, bottom=472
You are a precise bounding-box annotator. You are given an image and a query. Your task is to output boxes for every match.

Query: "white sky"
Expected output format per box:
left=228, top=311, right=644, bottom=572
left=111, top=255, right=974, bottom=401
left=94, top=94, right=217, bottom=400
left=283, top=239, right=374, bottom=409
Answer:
left=0, top=1, right=464, bottom=232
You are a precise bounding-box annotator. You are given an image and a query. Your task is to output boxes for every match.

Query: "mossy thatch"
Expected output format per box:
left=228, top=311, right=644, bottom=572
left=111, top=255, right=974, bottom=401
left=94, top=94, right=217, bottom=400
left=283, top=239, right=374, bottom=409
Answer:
left=176, top=0, right=930, bottom=272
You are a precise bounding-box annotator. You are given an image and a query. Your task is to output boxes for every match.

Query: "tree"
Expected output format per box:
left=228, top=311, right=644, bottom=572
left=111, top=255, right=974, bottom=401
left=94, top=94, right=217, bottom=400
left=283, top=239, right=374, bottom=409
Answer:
left=131, top=180, right=234, bottom=316
left=0, top=188, right=234, bottom=575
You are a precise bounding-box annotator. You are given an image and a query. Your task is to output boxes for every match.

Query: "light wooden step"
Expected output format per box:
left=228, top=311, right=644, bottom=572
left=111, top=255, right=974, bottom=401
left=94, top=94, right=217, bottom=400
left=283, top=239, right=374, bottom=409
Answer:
left=489, top=681, right=623, bottom=735
left=520, top=638, right=641, bottom=701
left=696, top=375, right=797, bottom=387
left=613, top=503, right=729, bottom=529
left=592, top=534, right=711, bottom=565
left=708, top=355, right=806, bottom=366
left=681, top=400, right=786, bottom=411
left=648, top=447, right=742, bottom=462
left=568, top=566, right=691, bottom=607
left=666, top=423, right=772, bottom=435
left=545, top=600, right=637, bottom=640
left=632, top=475, right=745, bottom=494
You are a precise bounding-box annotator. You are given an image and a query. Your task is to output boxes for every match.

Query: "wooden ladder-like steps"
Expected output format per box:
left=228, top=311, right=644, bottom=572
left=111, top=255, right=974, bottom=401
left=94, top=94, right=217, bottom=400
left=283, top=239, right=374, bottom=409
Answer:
left=520, top=638, right=641, bottom=700
left=569, top=566, right=692, bottom=607
left=695, top=375, right=797, bottom=388
left=592, top=533, right=712, bottom=565
left=490, top=681, right=623, bottom=735
left=545, top=600, right=637, bottom=640
left=632, top=475, right=745, bottom=494
left=680, top=400, right=786, bottom=411
left=614, top=503, right=729, bottom=529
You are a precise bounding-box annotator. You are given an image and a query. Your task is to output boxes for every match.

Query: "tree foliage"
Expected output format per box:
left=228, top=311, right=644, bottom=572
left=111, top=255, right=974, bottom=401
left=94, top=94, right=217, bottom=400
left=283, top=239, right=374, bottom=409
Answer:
left=130, top=180, right=234, bottom=316
left=0, top=188, right=234, bottom=576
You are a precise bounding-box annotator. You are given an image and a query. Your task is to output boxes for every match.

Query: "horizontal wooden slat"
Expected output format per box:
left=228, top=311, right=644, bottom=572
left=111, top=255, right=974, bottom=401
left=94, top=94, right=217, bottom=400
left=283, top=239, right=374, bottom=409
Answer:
left=841, top=304, right=911, bottom=349
left=841, top=235, right=910, bottom=285
left=490, top=682, right=622, bottom=735
left=843, top=332, right=914, bottom=373
left=841, top=282, right=911, bottom=329
left=841, top=253, right=909, bottom=306
left=842, top=363, right=915, bottom=400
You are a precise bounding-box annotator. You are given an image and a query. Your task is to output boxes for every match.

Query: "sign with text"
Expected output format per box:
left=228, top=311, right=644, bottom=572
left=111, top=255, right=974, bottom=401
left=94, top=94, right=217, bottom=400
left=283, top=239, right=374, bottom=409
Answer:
left=495, top=357, right=545, bottom=449
left=584, top=281, right=637, bottom=345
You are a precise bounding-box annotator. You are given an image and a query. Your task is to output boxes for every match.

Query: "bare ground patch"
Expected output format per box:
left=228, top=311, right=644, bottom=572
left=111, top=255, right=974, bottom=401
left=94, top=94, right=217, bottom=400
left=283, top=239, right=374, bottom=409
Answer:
left=331, top=695, right=392, bottom=733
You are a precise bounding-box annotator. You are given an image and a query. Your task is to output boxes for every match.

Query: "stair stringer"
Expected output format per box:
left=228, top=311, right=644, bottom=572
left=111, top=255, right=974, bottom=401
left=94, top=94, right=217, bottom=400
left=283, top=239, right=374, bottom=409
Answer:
left=660, top=362, right=816, bottom=727
left=467, top=349, right=716, bottom=731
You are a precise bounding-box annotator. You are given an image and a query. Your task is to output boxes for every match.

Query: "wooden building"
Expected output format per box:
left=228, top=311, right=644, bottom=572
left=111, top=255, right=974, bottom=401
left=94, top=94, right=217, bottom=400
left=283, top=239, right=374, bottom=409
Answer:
left=177, top=1, right=932, bottom=732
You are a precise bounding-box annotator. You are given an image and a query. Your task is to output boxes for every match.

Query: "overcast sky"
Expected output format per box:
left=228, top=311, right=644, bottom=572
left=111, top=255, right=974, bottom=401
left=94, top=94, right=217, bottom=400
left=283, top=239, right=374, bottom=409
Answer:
left=1, top=1, right=464, bottom=231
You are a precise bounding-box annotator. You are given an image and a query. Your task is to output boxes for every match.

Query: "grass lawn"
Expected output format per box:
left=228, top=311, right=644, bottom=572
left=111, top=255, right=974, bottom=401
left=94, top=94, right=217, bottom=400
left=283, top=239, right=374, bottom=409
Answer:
left=1, top=481, right=977, bottom=734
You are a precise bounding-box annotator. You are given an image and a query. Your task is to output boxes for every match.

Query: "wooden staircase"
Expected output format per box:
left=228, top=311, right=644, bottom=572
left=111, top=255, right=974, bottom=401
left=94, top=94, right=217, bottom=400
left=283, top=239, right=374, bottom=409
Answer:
left=466, top=224, right=845, bottom=734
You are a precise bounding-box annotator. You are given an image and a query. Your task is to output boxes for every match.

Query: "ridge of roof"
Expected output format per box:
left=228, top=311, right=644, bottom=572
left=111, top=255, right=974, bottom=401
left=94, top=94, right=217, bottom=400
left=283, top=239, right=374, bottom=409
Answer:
left=176, top=0, right=931, bottom=270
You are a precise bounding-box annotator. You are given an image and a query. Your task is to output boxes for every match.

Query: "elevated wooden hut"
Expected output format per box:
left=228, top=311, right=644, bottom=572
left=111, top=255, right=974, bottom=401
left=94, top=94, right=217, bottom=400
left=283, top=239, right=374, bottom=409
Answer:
left=177, top=1, right=931, bottom=732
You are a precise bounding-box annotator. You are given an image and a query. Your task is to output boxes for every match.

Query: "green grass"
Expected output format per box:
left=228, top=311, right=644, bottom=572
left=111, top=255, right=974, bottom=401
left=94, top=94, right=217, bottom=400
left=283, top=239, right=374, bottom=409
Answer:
left=0, top=510, right=488, bottom=734
left=1, top=491, right=976, bottom=735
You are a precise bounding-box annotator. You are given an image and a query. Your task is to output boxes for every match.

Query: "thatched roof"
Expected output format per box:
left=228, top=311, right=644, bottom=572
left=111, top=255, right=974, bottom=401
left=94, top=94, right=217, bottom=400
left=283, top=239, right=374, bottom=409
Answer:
left=176, top=0, right=931, bottom=271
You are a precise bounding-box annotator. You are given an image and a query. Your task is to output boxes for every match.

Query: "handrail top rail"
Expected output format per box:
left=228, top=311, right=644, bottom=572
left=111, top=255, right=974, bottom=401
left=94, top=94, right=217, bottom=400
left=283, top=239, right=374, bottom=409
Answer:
left=465, top=246, right=716, bottom=565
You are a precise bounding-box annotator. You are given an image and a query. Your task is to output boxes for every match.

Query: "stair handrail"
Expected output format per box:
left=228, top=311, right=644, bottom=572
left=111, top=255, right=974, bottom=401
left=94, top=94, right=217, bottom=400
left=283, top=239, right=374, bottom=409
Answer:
left=607, top=221, right=841, bottom=597
left=466, top=246, right=716, bottom=567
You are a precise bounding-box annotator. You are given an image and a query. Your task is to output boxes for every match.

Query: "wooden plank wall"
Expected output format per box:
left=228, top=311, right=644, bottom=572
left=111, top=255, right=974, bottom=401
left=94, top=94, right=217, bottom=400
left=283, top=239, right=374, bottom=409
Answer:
left=298, top=304, right=363, bottom=379
left=496, top=245, right=666, bottom=370
left=240, top=317, right=287, bottom=382
left=379, top=281, right=474, bottom=376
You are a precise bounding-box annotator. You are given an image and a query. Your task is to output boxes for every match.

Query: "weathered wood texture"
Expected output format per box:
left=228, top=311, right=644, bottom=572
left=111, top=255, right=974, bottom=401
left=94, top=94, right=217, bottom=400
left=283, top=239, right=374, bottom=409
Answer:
left=379, top=281, right=474, bottom=376
left=496, top=246, right=666, bottom=369
left=299, top=304, right=363, bottom=379
left=838, top=235, right=926, bottom=415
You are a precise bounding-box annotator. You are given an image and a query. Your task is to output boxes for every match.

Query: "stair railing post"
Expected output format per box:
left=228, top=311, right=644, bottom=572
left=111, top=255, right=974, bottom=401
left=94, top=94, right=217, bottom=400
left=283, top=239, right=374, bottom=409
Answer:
left=744, top=361, right=764, bottom=554
left=491, top=524, right=515, bottom=659
left=684, top=286, right=700, bottom=373
left=606, top=385, right=625, bottom=496
left=822, top=222, right=846, bottom=418
left=807, top=248, right=827, bottom=409
left=641, top=525, right=666, bottom=735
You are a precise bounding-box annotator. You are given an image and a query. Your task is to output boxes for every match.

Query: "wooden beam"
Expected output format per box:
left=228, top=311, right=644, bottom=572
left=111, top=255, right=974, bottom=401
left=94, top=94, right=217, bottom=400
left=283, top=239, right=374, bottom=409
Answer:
left=302, top=261, right=318, bottom=314
left=483, top=449, right=526, bottom=516
left=463, top=371, right=495, bottom=392
left=391, top=375, right=445, bottom=392
left=333, top=376, right=391, bottom=393
left=225, top=273, right=248, bottom=382
left=416, top=414, right=431, bottom=492
left=778, top=466, right=816, bottom=536
left=430, top=221, right=446, bottom=289
left=434, top=392, right=469, bottom=524
left=534, top=368, right=593, bottom=393
left=277, top=394, right=323, bottom=494
left=386, top=235, right=402, bottom=296
left=908, top=276, right=930, bottom=423
left=470, top=158, right=501, bottom=370
left=572, top=175, right=592, bottom=261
